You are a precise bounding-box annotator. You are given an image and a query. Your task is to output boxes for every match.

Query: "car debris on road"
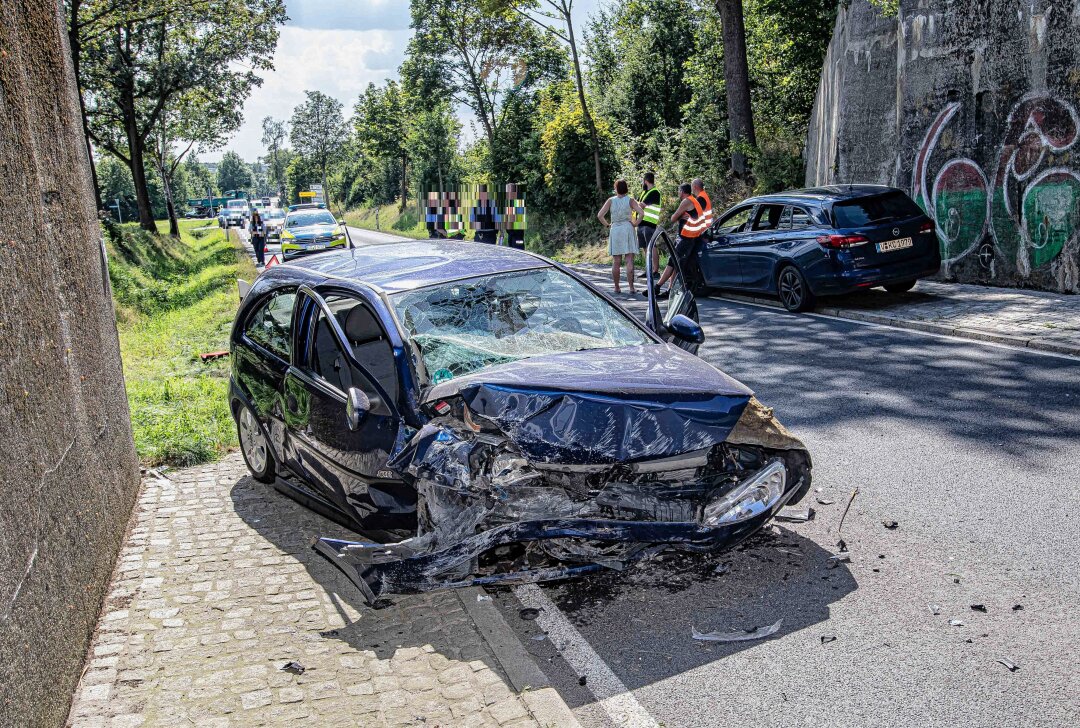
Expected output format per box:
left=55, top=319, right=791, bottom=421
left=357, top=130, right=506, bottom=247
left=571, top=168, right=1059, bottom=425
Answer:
left=692, top=619, right=784, bottom=643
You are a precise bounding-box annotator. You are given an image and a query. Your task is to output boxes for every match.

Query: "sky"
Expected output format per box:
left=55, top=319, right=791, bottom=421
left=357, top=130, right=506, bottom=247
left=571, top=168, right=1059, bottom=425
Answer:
left=207, top=0, right=600, bottom=163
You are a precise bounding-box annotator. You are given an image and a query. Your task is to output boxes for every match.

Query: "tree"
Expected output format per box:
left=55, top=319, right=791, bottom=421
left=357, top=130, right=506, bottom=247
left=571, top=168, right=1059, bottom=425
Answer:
left=409, top=1, right=542, bottom=162
left=353, top=82, right=410, bottom=209
left=261, top=117, right=288, bottom=201
left=503, top=0, right=605, bottom=194
left=541, top=92, right=618, bottom=215
left=290, top=91, right=348, bottom=208
left=77, top=0, right=286, bottom=230
left=183, top=155, right=218, bottom=200
left=715, top=0, right=756, bottom=176
left=217, top=152, right=253, bottom=195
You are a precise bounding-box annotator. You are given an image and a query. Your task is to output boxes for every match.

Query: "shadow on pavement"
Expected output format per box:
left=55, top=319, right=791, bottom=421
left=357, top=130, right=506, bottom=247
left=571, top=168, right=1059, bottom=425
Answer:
left=228, top=474, right=504, bottom=669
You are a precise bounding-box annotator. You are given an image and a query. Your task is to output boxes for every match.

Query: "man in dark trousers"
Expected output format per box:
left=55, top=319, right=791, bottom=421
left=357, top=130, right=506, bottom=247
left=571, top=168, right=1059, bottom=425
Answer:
left=637, top=172, right=661, bottom=278
left=650, top=183, right=707, bottom=298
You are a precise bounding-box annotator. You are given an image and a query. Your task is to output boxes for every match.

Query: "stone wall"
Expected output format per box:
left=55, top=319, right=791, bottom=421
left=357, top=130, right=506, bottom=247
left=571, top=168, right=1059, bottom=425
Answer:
left=806, top=0, right=1080, bottom=292
left=0, top=3, right=141, bottom=726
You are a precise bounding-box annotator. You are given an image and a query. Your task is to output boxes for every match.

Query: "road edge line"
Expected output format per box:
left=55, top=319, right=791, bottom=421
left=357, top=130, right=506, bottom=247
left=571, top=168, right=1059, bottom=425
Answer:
left=459, top=587, right=584, bottom=728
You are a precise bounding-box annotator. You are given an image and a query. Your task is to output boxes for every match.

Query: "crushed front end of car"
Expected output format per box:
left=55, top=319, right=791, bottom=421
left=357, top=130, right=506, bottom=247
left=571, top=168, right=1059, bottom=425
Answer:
left=313, top=364, right=811, bottom=605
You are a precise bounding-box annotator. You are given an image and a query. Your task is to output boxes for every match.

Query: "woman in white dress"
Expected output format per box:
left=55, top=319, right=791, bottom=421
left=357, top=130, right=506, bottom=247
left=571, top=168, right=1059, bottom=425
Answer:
left=596, top=179, right=644, bottom=294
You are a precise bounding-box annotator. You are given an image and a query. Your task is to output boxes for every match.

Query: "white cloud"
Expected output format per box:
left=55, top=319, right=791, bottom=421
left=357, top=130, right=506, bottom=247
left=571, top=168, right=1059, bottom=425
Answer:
left=205, top=25, right=409, bottom=161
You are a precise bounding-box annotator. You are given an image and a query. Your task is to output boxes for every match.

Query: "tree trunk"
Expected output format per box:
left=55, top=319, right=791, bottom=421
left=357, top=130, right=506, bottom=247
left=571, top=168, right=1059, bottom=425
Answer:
left=157, top=158, right=179, bottom=237
left=564, top=11, right=603, bottom=193
left=67, top=0, right=103, bottom=211
left=120, top=90, right=155, bottom=230
left=716, top=0, right=756, bottom=177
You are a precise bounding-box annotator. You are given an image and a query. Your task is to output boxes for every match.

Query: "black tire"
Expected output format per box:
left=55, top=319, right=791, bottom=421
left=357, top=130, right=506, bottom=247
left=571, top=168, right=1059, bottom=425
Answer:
left=884, top=279, right=917, bottom=294
left=777, top=265, right=816, bottom=312
left=235, top=401, right=275, bottom=483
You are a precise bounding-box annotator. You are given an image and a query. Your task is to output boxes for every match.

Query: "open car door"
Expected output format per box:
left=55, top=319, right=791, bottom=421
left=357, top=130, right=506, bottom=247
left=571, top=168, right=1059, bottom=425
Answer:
left=645, top=228, right=705, bottom=355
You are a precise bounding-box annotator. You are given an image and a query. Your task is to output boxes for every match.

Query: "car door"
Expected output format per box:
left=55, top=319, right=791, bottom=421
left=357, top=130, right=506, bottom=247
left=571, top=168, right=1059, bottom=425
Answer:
left=283, top=285, right=415, bottom=533
left=699, top=205, right=754, bottom=288
left=735, top=203, right=787, bottom=290
left=646, top=229, right=703, bottom=354
left=234, top=287, right=296, bottom=462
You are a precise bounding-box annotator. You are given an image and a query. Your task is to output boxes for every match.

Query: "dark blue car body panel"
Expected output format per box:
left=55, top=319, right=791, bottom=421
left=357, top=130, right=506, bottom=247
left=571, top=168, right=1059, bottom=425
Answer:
left=696, top=185, right=942, bottom=298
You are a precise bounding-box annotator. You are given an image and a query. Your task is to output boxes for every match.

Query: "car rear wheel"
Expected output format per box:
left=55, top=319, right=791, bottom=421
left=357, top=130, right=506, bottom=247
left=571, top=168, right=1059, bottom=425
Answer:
left=236, top=402, right=275, bottom=483
left=778, top=265, right=815, bottom=312
left=884, top=279, right=917, bottom=293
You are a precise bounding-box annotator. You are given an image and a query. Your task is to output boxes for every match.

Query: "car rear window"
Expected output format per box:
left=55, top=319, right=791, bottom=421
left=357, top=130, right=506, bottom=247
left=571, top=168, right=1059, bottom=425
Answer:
left=832, top=192, right=923, bottom=227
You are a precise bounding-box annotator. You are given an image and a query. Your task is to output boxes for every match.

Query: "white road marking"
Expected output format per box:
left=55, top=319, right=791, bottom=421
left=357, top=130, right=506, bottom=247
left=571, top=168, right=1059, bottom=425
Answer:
left=514, top=583, right=661, bottom=728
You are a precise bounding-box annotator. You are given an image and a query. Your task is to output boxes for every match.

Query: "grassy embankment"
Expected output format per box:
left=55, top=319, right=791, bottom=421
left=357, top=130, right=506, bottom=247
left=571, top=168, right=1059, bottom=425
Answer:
left=344, top=202, right=428, bottom=239
left=108, top=219, right=255, bottom=466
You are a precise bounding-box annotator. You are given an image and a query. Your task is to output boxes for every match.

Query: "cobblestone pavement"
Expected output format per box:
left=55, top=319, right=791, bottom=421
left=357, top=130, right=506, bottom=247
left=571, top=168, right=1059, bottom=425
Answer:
left=571, top=264, right=1080, bottom=355
left=67, top=454, right=541, bottom=728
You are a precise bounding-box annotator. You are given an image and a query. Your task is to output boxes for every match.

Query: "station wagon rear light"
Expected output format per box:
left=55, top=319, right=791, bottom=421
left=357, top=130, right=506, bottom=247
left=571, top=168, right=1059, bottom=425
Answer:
left=919, top=221, right=935, bottom=234
left=816, top=234, right=869, bottom=249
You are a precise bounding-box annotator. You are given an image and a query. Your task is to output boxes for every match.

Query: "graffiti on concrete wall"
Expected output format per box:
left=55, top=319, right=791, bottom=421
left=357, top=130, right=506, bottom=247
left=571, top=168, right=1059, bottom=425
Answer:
left=912, top=94, right=1080, bottom=289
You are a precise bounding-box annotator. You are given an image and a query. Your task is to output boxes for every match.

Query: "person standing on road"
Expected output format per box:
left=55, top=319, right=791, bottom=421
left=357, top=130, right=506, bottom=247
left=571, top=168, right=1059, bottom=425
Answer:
left=637, top=171, right=662, bottom=280
left=597, top=179, right=644, bottom=295
left=249, top=208, right=266, bottom=266
left=652, top=183, right=707, bottom=298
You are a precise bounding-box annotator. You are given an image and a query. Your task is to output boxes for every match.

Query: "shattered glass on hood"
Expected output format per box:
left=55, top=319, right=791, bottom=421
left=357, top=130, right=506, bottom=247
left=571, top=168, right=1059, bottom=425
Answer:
left=391, top=268, right=652, bottom=383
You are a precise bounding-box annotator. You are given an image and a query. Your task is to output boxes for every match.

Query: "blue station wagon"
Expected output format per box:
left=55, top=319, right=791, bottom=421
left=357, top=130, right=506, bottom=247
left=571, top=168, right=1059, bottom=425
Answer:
left=695, top=185, right=941, bottom=311
left=230, top=237, right=812, bottom=603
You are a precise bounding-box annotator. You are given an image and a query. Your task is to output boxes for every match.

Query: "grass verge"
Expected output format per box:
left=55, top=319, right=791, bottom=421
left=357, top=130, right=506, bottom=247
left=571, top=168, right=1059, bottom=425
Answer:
left=108, top=219, right=256, bottom=467
left=345, top=202, right=429, bottom=239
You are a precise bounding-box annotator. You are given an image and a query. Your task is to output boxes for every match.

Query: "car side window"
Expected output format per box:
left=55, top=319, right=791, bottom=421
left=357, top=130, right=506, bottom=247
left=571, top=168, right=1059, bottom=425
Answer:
left=245, top=290, right=295, bottom=359
left=750, top=204, right=785, bottom=231
left=713, top=206, right=753, bottom=235
left=790, top=206, right=812, bottom=229
left=310, top=294, right=398, bottom=399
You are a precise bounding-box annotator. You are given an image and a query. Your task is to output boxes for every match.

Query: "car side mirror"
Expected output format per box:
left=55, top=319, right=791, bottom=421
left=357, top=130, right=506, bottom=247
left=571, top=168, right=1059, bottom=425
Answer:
left=345, top=387, right=370, bottom=431
left=336, top=218, right=345, bottom=225
left=667, top=314, right=704, bottom=345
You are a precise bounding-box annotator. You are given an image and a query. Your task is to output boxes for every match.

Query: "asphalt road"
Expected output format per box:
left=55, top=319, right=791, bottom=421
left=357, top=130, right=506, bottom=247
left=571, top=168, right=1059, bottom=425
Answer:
left=493, top=273, right=1080, bottom=728
left=238, top=231, right=1079, bottom=726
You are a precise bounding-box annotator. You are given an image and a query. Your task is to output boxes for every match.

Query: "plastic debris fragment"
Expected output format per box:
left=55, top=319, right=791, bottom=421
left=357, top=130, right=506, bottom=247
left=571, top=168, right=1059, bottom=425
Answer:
left=816, top=497, right=835, bottom=505
left=279, top=661, right=306, bottom=675
left=997, top=658, right=1019, bottom=672
left=776, top=508, right=814, bottom=523
left=476, top=594, right=492, bottom=602
left=1012, top=604, right=1024, bottom=611
left=882, top=520, right=899, bottom=529
left=820, top=635, right=837, bottom=644
left=970, top=604, right=987, bottom=613
left=928, top=603, right=941, bottom=615
left=826, top=553, right=851, bottom=569
left=949, top=619, right=964, bottom=627
left=692, top=619, right=783, bottom=642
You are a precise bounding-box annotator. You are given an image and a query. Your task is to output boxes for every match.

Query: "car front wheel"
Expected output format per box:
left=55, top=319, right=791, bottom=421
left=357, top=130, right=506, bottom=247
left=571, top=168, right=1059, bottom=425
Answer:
left=236, top=402, right=275, bottom=483
left=778, top=265, right=815, bottom=312
left=884, top=279, right=917, bottom=293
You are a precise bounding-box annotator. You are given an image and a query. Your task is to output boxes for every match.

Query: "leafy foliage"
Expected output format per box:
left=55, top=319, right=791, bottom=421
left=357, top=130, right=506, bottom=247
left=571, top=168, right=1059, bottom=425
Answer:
left=217, top=152, right=253, bottom=195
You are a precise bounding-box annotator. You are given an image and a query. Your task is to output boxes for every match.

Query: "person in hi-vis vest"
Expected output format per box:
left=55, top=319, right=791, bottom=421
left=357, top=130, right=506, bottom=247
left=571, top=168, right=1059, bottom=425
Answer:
left=636, top=171, right=662, bottom=279
left=651, top=182, right=708, bottom=298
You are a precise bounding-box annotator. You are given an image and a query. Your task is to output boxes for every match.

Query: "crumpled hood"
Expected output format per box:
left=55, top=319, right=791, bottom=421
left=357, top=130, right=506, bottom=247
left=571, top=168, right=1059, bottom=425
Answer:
left=424, top=344, right=753, bottom=465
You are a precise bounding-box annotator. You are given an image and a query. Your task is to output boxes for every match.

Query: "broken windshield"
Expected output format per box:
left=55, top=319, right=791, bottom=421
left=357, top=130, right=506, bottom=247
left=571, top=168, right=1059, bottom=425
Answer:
left=391, top=267, right=651, bottom=383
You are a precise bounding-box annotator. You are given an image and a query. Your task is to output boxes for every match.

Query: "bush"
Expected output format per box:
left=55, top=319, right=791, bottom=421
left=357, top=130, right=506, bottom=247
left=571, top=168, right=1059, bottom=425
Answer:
left=541, top=104, right=619, bottom=216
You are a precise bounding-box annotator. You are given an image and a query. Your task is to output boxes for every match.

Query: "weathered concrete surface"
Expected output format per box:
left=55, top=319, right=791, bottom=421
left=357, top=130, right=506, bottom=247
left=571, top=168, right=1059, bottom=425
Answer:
left=806, top=0, right=1080, bottom=293
left=0, top=3, right=141, bottom=727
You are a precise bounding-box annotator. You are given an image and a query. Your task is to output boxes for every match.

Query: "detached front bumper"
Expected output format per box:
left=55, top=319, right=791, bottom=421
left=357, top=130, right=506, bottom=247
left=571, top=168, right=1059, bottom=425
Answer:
left=313, top=457, right=809, bottom=604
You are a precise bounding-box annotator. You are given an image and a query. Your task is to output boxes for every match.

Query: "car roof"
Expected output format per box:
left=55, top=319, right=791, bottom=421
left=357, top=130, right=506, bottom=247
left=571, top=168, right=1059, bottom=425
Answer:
left=282, top=241, right=549, bottom=293
left=742, top=184, right=900, bottom=207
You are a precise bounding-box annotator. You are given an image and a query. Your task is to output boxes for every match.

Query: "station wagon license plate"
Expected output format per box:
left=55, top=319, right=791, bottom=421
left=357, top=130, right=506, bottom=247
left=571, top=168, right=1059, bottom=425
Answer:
left=877, top=237, right=913, bottom=253
left=307, top=244, right=326, bottom=250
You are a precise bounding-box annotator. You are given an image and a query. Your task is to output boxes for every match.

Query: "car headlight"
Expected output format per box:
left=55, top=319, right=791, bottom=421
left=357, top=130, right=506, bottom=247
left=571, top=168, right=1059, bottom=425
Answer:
left=332, top=232, right=345, bottom=240
left=702, top=459, right=787, bottom=526
left=281, top=230, right=295, bottom=239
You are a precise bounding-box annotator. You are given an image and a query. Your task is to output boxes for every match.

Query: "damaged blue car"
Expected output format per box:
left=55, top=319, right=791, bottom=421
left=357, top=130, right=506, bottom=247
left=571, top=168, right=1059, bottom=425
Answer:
left=229, top=234, right=812, bottom=604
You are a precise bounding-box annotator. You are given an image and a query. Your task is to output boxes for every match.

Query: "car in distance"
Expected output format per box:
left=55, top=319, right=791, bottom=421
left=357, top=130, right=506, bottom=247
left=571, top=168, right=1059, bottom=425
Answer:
left=229, top=236, right=812, bottom=603
left=262, top=207, right=286, bottom=243
left=695, top=185, right=941, bottom=312
left=279, top=208, right=348, bottom=260
left=223, top=198, right=250, bottom=227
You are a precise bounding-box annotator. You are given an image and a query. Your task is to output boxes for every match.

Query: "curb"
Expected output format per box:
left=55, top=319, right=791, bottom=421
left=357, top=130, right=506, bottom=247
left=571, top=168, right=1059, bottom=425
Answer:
left=459, top=588, right=583, bottom=728
left=565, top=264, right=1080, bottom=358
